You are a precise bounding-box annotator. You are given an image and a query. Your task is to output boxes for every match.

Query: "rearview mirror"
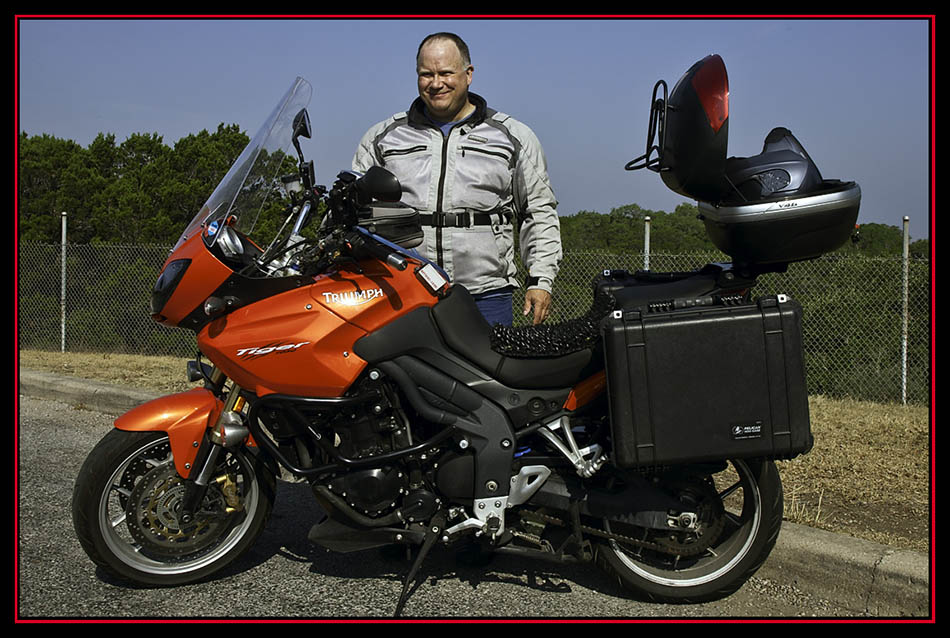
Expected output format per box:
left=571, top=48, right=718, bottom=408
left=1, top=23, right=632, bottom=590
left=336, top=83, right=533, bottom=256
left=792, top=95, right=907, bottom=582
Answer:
left=292, top=108, right=312, bottom=141
left=291, top=108, right=311, bottom=165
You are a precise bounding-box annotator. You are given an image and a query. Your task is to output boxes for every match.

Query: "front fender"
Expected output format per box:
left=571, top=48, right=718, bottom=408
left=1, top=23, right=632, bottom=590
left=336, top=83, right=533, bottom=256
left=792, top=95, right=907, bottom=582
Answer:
left=114, top=388, right=224, bottom=478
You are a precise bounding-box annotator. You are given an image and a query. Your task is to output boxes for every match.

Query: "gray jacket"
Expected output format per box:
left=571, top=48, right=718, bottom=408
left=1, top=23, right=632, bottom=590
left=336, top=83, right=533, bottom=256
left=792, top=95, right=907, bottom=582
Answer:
left=352, top=93, right=562, bottom=296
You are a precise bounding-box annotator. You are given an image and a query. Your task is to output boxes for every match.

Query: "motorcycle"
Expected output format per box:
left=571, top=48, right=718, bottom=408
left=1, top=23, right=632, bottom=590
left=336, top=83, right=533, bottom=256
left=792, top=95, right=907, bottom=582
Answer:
left=72, top=56, right=860, bottom=614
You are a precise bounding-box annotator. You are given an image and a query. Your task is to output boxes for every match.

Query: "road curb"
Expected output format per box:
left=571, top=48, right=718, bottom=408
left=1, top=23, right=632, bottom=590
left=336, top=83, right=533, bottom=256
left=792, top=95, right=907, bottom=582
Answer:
left=17, top=368, right=933, bottom=618
left=760, top=521, right=931, bottom=616
left=19, top=369, right=158, bottom=416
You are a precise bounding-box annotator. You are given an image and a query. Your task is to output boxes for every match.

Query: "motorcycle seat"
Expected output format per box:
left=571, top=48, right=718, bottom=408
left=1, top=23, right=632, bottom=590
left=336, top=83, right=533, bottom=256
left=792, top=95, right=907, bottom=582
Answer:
left=431, top=285, right=597, bottom=390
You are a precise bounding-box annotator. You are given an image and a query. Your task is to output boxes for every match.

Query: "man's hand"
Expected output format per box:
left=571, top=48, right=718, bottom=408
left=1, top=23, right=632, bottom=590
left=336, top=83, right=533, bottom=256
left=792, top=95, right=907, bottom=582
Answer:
left=523, top=289, right=553, bottom=325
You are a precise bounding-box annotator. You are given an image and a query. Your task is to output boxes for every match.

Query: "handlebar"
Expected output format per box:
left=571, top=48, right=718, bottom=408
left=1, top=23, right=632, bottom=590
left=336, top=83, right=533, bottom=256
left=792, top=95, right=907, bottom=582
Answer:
left=349, top=228, right=408, bottom=271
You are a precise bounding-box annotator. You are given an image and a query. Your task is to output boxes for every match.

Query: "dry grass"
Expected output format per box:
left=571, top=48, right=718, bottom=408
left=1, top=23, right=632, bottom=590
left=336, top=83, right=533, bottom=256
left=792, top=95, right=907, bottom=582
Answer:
left=18, top=349, right=932, bottom=552
left=777, top=394, right=931, bottom=552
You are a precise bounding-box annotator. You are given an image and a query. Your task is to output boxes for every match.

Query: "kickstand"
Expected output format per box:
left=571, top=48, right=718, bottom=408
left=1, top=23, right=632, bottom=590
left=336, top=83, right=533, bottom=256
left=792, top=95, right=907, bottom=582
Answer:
left=394, top=512, right=446, bottom=618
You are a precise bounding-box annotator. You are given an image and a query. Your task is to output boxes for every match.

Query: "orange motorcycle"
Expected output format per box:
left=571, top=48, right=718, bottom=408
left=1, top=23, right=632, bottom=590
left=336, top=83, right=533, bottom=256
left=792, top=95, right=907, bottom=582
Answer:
left=72, top=57, right=860, bottom=609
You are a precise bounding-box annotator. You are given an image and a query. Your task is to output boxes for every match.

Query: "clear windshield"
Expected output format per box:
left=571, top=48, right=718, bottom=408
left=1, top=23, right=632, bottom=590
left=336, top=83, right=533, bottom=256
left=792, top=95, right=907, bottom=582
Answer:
left=174, top=77, right=313, bottom=250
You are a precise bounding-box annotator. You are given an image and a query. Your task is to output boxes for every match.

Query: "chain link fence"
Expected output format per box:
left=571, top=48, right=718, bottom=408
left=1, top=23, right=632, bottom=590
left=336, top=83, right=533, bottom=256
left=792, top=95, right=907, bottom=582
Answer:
left=17, top=242, right=931, bottom=406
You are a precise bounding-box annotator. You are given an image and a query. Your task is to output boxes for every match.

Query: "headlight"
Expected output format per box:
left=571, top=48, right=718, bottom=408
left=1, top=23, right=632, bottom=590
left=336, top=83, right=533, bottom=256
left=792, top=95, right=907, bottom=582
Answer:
left=150, top=259, right=191, bottom=317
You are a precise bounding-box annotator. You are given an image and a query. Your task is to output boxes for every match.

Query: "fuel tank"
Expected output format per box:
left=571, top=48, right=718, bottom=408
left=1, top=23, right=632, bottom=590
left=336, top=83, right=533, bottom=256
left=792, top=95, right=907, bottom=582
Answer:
left=197, top=258, right=440, bottom=397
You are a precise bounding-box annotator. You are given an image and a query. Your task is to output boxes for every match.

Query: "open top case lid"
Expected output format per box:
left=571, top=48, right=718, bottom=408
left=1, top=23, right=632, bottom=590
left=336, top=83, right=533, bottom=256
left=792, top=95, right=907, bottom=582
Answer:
left=627, top=54, right=860, bottom=266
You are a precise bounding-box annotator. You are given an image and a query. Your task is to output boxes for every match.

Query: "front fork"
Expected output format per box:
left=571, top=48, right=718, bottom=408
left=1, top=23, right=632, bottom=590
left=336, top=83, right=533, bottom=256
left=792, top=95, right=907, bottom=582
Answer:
left=179, top=378, right=250, bottom=524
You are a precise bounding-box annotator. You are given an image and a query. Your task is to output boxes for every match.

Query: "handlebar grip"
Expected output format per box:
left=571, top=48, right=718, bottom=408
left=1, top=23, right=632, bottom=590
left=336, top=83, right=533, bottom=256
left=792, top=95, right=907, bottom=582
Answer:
left=385, top=253, right=408, bottom=271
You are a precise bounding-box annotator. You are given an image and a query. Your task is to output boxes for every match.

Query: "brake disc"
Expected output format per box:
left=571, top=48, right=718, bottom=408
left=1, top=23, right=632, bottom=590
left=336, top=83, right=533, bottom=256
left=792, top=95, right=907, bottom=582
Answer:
left=125, top=464, right=232, bottom=557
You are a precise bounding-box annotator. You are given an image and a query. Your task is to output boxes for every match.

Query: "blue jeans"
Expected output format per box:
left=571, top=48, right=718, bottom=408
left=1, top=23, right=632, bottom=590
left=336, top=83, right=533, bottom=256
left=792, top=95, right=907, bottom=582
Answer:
left=472, top=287, right=513, bottom=326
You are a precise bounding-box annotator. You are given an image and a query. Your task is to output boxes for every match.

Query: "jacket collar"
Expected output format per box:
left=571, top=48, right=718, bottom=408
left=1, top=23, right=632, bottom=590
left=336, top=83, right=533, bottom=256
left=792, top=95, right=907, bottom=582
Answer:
left=408, top=92, right=490, bottom=129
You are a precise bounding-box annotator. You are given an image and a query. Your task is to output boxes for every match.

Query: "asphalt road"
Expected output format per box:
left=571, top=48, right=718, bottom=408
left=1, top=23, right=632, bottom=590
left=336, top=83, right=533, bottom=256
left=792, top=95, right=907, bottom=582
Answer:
left=15, top=393, right=892, bottom=620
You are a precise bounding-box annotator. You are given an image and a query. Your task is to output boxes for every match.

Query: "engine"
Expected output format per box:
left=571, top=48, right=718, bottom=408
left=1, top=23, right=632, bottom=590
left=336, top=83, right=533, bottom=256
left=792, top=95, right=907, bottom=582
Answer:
left=254, top=373, right=448, bottom=525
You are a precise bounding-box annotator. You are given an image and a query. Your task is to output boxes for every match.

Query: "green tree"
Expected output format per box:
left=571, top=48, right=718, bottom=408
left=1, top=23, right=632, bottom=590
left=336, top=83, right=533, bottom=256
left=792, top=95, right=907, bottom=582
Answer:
left=650, top=203, right=717, bottom=252
left=17, top=132, right=87, bottom=242
left=18, top=125, right=251, bottom=245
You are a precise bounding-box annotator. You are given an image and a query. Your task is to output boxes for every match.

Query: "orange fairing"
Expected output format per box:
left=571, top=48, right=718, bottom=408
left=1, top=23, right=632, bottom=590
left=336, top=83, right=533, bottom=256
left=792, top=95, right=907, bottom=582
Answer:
left=152, top=233, right=233, bottom=327
left=197, top=285, right=370, bottom=398
left=114, top=388, right=225, bottom=478
left=310, top=259, right=439, bottom=332
left=563, top=371, right=607, bottom=411
left=197, top=257, right=440, bottom=398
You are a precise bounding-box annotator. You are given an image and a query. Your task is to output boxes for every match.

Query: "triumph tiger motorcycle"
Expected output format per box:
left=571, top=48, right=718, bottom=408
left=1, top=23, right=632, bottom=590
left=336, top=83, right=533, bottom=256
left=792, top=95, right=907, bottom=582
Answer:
left=72, top=55, right=861, bottom=614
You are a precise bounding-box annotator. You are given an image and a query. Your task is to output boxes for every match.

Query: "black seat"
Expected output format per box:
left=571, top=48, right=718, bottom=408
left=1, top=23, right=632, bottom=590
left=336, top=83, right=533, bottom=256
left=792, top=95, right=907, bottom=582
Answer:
left=430, top=286, right=597, bottom=390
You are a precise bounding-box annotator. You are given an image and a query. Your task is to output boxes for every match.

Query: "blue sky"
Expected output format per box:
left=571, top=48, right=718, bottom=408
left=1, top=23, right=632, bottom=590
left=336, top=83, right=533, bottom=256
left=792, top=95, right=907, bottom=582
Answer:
left=16, top=16, right=933, bottom=240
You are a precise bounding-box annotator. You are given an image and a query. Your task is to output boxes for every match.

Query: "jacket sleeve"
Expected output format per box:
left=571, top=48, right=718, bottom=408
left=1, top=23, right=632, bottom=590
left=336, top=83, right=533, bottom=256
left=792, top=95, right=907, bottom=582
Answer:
left=352, top=121, right=386, bottom=173
left=508, top=120, right=563, bottom=294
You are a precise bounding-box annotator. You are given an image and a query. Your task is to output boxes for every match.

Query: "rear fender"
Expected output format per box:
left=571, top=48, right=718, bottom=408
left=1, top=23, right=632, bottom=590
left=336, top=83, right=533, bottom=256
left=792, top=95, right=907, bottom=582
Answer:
left=114, top=388, right=224, bottom=478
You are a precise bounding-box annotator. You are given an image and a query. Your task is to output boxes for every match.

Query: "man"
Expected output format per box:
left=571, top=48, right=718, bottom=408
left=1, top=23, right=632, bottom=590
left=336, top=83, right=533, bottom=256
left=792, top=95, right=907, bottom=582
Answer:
left=352, top=32, right=562, bottom=326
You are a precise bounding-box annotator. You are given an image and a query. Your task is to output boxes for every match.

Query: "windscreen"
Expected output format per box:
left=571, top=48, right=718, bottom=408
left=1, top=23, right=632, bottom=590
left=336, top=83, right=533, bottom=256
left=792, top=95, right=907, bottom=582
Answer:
left=173, top=77, right=313, bottom=249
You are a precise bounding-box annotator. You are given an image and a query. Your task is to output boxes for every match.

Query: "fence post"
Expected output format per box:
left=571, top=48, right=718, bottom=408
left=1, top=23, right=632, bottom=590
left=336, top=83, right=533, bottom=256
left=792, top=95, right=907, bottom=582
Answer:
left=60, top=211, right=67, bottom=353
left=643, top=216, right=651, bottom=271
left=901, top=216, right=910, bottom=405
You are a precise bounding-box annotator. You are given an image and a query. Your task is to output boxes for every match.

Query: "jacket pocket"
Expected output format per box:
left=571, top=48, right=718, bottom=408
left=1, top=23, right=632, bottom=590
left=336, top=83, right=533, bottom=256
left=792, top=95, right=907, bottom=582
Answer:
left=450, top=226, right=510, bottom=289
left=380, top=145, right=432, bottom=209
left=452, top=145, right=513, bottom=211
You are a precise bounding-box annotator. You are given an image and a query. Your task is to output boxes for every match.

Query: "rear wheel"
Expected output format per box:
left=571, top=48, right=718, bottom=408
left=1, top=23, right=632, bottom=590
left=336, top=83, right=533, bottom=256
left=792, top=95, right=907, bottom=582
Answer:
left=72, top=429, right=275, bottom=586
left=594, top=459, right=783, bottom=603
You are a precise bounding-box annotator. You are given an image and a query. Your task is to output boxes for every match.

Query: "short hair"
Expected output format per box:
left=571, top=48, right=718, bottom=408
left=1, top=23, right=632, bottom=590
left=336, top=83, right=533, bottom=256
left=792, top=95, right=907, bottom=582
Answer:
left=416, top=32, right=472, bottom=67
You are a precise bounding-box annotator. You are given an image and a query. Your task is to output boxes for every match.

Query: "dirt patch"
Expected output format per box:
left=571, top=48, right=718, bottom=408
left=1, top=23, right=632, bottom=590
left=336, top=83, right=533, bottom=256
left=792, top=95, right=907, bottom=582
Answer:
left=18, top=349, right=933, bottom=553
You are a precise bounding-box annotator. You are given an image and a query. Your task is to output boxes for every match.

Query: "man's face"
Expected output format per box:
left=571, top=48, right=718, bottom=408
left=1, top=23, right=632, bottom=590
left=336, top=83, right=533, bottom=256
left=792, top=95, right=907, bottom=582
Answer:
left=416, top=39, right=473, bottom=122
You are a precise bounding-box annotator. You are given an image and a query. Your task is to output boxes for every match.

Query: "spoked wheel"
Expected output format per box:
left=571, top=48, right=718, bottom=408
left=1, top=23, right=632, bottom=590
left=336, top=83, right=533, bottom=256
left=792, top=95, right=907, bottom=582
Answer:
left=72, top=429, right=275, bottom=586
left=594, top=459, right=783, bottom=603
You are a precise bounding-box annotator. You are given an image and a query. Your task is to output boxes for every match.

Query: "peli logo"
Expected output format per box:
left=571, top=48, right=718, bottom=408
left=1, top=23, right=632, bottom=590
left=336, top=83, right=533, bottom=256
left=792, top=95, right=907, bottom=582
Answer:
left=321, top=288, right=384, bottom=306
left=731, top=422, right=763, bottom=440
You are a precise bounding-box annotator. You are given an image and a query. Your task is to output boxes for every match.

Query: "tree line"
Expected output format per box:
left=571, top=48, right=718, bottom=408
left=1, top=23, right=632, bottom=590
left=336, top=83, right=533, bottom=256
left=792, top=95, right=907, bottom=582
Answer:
left=17, top=127, right=930, bottom=259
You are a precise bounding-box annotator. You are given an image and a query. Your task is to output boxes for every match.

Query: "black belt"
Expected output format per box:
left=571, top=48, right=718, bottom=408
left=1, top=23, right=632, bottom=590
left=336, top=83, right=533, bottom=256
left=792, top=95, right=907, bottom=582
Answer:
left=420, top=212, right=507, bottom=228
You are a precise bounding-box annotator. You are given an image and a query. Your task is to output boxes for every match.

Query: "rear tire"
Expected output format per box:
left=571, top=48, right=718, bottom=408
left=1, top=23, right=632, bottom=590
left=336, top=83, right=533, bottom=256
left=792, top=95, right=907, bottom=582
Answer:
left=72, top=429, right=275, bottom=586
left=594, top=459, right=783, bottom=603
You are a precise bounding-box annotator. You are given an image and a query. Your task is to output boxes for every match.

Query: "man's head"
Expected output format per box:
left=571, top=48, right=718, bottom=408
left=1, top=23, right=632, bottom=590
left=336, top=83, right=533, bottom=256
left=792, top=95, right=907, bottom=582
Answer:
left=416, top=32, right=474, bottom=123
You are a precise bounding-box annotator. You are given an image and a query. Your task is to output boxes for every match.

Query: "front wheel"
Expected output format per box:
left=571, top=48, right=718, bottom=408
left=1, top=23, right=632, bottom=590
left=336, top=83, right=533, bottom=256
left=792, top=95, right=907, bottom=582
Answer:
left=72, top=429, right=275, bottom=586
left=594, top=459, right=783, bottom=603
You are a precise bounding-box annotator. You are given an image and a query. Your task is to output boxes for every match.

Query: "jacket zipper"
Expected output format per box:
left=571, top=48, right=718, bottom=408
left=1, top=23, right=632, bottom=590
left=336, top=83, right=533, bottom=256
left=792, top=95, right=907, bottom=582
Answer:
left=381, top=145, right=427, bottom=158
left=460, top=145, right=510, bottom=162
left=435, top=131, right=451, bottom=267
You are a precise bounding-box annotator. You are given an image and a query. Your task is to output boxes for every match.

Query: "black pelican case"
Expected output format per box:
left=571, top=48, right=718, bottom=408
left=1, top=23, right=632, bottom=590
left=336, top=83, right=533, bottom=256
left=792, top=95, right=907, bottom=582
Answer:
left=602, top=294, right=812, bottom=468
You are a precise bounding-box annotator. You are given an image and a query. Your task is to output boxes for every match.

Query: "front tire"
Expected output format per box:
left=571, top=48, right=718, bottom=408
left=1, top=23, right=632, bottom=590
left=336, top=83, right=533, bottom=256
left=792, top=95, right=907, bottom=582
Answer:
left=72, top=429, right=275, bottom=586
left=594, top=459, right=783, bottom=603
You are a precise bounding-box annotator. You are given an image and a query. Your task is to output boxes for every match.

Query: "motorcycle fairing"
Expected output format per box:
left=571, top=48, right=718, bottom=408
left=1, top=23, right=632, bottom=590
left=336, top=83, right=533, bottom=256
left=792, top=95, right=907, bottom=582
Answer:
left=308, top=256, right=443, bottom=332
left=113, top=388, right=225, bottom=477
left=196, top=284, right=370, bottom=398
left=194, top=253, right=443, bottom=398
left=150, top=233, right=234, bottom=328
